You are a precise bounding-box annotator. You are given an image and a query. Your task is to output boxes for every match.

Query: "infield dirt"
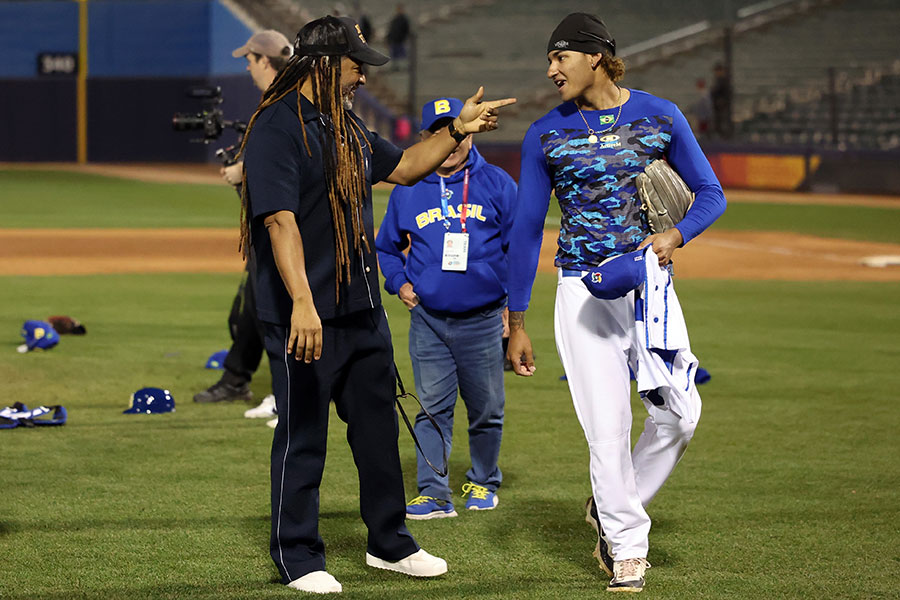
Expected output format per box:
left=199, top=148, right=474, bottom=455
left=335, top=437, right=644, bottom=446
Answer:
left=3, top=228, right=900, bottom=281
left=2, top=163, right=898, bottom=280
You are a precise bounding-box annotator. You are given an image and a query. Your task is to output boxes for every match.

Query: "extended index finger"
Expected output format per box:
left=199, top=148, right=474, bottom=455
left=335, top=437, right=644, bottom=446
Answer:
left=486, top=97, right=517, bottom=109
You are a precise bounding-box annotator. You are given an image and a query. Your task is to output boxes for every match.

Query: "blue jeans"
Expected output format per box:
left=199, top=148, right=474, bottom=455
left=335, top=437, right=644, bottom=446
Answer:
left=408, top=302, right=506, bottom=501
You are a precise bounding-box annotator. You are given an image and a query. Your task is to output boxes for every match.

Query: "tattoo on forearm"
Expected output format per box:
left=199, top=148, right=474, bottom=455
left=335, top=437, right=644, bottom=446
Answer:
left=509, top=311, right=525, bottom=331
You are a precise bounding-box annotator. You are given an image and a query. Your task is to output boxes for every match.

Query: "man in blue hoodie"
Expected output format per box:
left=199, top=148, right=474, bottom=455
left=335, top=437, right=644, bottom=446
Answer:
left=376, top=97, right=517, bottom=520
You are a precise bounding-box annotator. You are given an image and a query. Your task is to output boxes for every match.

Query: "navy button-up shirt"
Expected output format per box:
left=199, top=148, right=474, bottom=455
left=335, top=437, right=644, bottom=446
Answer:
left=244, top=90, right=403, bottom=323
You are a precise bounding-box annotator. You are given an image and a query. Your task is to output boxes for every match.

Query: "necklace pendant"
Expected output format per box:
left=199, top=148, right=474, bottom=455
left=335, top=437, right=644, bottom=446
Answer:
left=588, top=134, right=598, bottom=143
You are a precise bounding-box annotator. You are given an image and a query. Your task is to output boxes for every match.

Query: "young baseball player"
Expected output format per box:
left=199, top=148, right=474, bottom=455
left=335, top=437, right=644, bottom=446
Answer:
left=505, top=13, right=726, bottom=593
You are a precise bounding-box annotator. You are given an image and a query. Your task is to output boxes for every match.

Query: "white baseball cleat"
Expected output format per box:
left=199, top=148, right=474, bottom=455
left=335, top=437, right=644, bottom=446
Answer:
left=365, top=548, right=447, bottom=577
left=244, top=394, right=277, bottom=419
left=607, top=557, right=650, bottom=593
left=267, top=416, right=278, bottom=429
left=286, top=570, right=342, bottom=593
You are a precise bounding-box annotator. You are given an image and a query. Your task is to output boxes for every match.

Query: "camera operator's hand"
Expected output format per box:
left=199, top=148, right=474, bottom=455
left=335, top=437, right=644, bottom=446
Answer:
left=221, top=162, right=244, bottom=187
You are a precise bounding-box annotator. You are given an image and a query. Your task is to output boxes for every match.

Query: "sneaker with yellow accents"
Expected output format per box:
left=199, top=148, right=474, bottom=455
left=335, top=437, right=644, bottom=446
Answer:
left=406, top=495, right=457, bottom=520
left=607, top=557, right=650, bottom=593
left=461, top=482, right=499, bottom=511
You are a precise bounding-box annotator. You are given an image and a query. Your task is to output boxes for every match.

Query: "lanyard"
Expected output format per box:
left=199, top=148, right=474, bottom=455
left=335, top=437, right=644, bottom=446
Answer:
left=438, top=168, right=470, bottom=233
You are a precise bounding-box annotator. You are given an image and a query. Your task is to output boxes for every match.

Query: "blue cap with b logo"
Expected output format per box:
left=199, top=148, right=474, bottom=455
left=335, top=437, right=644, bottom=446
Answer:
left=205, top=349, right=228, bottom=369
left=420, top=97, right=464, bottom=132
left=17, top=320, right=60, bottom=353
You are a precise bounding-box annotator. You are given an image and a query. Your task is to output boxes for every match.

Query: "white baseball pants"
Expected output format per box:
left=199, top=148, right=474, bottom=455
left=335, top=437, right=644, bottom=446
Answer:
left=554, top=270, right=698, bottom=560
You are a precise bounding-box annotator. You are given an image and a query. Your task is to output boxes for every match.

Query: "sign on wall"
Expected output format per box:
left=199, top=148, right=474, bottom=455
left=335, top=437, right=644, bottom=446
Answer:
left=37, top=53, right=78, bottom=76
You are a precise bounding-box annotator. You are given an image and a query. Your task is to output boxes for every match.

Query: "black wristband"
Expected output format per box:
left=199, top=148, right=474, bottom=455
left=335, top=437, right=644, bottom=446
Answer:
left=447, top=120, right=467, bottom=144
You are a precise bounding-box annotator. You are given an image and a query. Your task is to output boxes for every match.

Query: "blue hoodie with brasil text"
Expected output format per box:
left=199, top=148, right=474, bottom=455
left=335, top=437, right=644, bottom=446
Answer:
left=376, top=145, right=517, bottom=313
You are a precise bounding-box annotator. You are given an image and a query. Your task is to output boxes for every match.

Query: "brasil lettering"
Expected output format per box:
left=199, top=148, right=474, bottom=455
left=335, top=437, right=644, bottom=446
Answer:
left=415, top=204, right=488, bottom=229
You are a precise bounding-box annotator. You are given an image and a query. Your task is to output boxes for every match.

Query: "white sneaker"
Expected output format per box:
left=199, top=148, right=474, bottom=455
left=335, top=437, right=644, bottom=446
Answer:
left=607, top=557, right=650, bottom=593
left=267, top=416, right=278, bottom=429
left=244, top=394, right=276, bottom=419
left=365, top=548, right=447, bottom=577
left=287, top=570, right=342, bottom=593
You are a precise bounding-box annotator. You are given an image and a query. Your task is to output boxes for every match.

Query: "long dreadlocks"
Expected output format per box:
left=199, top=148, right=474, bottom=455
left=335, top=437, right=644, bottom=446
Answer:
left=237, top=16, right=373, bottom=299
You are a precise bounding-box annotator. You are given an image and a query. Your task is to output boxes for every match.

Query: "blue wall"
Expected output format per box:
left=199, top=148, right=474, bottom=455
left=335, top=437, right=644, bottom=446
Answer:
left=0, top=2, right=79, bottom=78
left=89, top=0, right=212, bottom=77
left=88, top=0, right=252, bottom=77
left=0, top=0, right=252, bottom=78
left=210, top=0, right=255, bottom=75
left=0, top=0, right=256, bottom=161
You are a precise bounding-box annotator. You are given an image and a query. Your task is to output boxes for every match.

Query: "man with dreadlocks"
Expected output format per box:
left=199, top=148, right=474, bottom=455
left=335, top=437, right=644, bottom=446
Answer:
left=240, top=15, right=515, bottom=594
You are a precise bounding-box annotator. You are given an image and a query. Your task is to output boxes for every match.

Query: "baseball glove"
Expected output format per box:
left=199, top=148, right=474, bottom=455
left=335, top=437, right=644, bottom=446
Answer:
left=47, top=315, right=86, bottom=335
left=635, top=160, right=694, bottom=234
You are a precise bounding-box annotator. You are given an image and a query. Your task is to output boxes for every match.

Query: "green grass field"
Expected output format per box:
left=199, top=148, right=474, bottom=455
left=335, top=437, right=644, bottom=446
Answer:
left=541, top=193, right=900, bottom=244
left=2, top=170, right=899, bottom=599
left=3, top=170, right=899, bottom=243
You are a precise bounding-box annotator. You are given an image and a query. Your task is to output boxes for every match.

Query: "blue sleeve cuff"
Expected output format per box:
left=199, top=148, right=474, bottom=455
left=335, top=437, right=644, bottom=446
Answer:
left=386, top=272, right=409, bottom=295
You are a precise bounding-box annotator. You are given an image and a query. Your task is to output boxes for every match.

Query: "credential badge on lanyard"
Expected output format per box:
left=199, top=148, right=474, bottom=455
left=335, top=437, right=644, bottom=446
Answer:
left=440, top=169, right=469, bottom=272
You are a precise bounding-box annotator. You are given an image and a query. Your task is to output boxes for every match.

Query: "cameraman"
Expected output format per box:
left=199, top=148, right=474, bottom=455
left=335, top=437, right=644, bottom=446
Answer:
left=193, top=30, right=293, bottom=414
left=220, top=31, right=293, bottom=186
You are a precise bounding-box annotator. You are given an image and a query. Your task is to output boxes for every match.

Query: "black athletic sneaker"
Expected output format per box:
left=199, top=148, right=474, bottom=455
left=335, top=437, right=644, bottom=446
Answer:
left=585, top=495, right=615, bottom=576
left=193, top=380, right=253, bottom=403
left=607, top=557, right=650, bottom=593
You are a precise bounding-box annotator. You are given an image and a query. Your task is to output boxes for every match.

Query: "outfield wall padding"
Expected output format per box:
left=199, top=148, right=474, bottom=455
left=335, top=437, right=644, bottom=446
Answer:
left=0, top=80, right=78, bottom=162
left=87, top=76, right=261, bottom=162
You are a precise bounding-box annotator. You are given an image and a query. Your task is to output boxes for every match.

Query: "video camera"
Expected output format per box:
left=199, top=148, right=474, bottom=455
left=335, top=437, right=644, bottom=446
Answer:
left=215, top=146, right=240, bottom=167
left=172, top=86, right=247, bottom=164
